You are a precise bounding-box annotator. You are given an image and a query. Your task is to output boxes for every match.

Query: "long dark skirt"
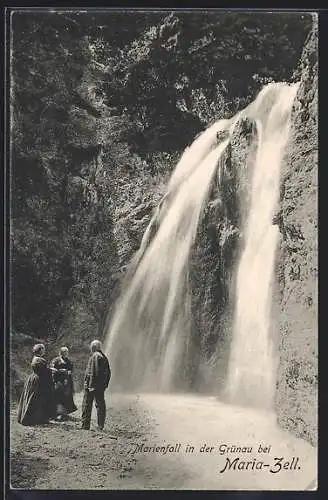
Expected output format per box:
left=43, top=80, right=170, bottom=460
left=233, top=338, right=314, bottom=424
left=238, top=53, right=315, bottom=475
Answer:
left=17, top=373, right=49, bottom=426
left=54, top=379, right=77, bottom=416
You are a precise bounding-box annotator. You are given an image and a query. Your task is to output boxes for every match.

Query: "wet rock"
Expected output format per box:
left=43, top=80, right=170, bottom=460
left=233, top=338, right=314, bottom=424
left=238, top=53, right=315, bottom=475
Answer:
left=275, top=20, right=318, bottom=446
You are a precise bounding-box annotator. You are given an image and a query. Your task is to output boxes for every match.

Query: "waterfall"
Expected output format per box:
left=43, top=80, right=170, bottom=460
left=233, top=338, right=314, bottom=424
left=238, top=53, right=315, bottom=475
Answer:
left=225, top=82, right=299, bottom=408
left=104, top=82, right=299, bottom=402
left=105, top=133, right=235, bottom=391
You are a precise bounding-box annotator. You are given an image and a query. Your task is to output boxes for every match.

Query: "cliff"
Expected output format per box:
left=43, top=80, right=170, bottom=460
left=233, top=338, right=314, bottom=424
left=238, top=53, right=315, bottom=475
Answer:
left=190, top=118, right=257, bottom=392
left=10, top=9, right=317, bottom=427
left=275, top=21, right=318, bottom=446
left=187, top=19, right=318, bottom=447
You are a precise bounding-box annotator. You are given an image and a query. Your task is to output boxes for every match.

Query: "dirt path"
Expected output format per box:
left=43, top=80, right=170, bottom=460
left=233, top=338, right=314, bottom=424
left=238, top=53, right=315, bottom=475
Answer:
left=10, top=393, right=154, bottom=489
left=10, top=393, right=317, bottom=490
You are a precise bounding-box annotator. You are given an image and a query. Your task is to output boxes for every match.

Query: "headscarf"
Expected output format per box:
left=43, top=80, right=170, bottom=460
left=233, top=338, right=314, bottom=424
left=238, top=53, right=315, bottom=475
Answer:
left=32, top=343, right=45, bottom=356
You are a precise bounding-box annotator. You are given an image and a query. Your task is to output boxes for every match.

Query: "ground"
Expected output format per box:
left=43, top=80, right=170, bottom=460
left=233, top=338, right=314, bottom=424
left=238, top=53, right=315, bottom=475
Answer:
left=10, top=392, right=317, bottom=491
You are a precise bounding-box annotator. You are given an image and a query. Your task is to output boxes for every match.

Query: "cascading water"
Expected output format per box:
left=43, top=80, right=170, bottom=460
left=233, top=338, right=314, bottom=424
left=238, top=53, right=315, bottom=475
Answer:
left=225, top=82, right=299, bottom=408
left=105, top=82, right=299, bottom=404
left=105, top=130, right=236, bottom=391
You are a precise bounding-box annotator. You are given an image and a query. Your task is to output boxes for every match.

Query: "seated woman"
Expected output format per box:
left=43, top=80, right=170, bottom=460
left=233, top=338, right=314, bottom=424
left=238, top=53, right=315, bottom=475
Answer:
left=17, top=343, right=56, bottom=426
left=50, top=347, right=77, bottom=421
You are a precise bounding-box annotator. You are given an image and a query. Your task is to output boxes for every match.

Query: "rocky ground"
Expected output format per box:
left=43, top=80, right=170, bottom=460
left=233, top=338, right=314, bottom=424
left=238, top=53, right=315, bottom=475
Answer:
left=10, top=393, right=154, bottom=490
left=10, top=392, right=317, bottom=491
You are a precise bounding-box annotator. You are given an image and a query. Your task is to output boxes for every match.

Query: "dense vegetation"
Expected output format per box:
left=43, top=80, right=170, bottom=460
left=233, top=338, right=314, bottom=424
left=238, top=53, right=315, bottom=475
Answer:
left=11, top=10, right=312, bottom=346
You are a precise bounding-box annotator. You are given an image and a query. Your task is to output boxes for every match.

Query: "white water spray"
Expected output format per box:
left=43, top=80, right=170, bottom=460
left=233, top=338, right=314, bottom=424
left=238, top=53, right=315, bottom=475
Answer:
left=105, top=82, right=299, bottom=404
left=105, top=136, right=234, bottom=391
left=226, top=82, right=299, bottom=408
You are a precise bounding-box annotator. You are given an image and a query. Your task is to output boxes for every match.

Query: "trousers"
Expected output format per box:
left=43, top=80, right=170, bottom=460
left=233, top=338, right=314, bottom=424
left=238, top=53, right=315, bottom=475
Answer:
left=81, top=388, right=106, bottom=430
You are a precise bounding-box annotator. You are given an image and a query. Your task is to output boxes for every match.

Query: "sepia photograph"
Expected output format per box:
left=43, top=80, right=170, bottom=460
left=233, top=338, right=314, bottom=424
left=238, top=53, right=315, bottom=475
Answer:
left=8, top=8, right=318, bottom=491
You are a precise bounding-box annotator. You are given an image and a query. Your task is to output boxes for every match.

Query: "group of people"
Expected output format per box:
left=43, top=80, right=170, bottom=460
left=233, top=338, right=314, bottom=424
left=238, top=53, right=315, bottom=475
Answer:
left=17, top=339, right=111, bottom=431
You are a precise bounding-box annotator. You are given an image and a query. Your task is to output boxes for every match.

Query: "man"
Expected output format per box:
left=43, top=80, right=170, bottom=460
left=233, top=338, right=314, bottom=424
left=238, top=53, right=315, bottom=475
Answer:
left=81, top=340, right=111, bottom=430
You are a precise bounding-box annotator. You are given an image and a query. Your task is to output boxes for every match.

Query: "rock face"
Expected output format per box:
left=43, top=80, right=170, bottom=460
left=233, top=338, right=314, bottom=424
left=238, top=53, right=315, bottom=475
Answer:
left=187, top=118, right=258, bottom=392
left=187, top=22, right=318, bottom=447
left=275, top=21, right=318, bottom=446
left=11, top=11, right=316, bottom=422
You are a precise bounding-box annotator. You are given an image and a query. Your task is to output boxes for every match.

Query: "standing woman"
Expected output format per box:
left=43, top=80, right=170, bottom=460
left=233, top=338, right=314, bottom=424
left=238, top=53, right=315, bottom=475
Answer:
left=17, top=343, right=56, bottom=426
left=50, top=347, right=77, bottom=421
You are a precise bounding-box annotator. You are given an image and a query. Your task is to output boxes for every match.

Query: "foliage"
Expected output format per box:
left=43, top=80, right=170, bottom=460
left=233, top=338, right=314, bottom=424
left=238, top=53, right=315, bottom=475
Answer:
left=11, top=12, right=119, bottom=337
left=11, top=9, right=312, bottom=342
left=91, top=11, right=312, bottom=159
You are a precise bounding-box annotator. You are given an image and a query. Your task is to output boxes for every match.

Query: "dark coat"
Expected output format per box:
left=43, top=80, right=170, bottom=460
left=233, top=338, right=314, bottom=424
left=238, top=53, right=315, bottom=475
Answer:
left=17, top=356, right=56, bottom=426
left=50, top=356, right=77, bottom=414
left=84, top=351, right=111, bottom=391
